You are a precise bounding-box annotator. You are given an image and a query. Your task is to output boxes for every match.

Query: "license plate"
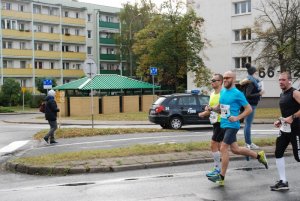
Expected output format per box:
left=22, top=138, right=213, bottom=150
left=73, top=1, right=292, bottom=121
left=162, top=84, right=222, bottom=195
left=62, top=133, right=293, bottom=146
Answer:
left=150, top=110, right=156, bottom=115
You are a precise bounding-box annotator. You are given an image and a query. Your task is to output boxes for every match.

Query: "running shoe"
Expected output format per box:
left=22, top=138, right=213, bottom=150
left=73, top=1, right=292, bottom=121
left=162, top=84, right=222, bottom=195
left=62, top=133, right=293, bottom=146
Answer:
left=208, top=174, right=224, bottom=186
left=246, top=143, right=260, bottom=149
left=257, top=150, right=268, bottom=169
left=206, top=167, right=220, bottom=177
left=270, top=180, right=289, bottom=191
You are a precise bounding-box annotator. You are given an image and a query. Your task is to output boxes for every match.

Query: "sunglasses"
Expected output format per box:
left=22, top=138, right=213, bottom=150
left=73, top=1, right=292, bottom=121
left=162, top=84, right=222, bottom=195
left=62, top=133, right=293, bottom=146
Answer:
left=210, top=79, right=220, bottom=83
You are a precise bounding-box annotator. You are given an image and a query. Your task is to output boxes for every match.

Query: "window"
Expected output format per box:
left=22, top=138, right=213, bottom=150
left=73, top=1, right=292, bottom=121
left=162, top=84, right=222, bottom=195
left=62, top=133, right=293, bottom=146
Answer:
left=3, top=60, right=11, bottom=68
left=3, top=2, right=11, bottom=10
left=75, top=64, right=81, bottom=70
left=35, top=61, right=43, bottom=69
left=3, top=41, right=12, bottom=49
left=87, top=30, right=92, bottom=38
left=87, top=46, right=92, bottom=54
left=19, top=23, right=25, bottom=31
left=20, top=61, right=26, bottom=68
left=50, top=26, right=54, bottom=33
left=2, top=19, right=18, bottom=30
left=64, top=11, right=69, bottom=17
left=234, top=29, right=251, bottom=41
left=87, top=14, right=91, bottom=22
left=234, top=57, right=251, bottom=68
left=33, top=6, right=41, bottom=14
left=34, top=43, right=43, bottom=50
left=50, top=62, right=55, bottom=69
left=75, top=29, right=80, bottom=36
left=234, top=0, right=251, bottom=15
left=76, top=12, right=79, bottom=18
left=62, top=28, right=69, bottom=34
left=20, top=42, right=26, bottom=49
left=49, top=8, right=55, bottom=16
left=75, top=46, right=80, bottom=52
left=107, top=48, right=114, bottom=54
left=37, top=25, right=42, bottom=32
left=49, top=44, right=54, bottom=51
left=62, top=45, right=69, bottom=52
left=18, top=5, right=25, bottom=12
left=106, top=16, right=113, bottom=22
left=63, top=62, right=70, bottom=70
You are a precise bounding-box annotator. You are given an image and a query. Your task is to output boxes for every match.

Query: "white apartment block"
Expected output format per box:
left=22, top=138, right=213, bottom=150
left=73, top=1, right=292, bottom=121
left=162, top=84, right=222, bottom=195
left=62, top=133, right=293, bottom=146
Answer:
left=187, top=0, right=300, bottom=100
left=0, top=0, right=122, bottom=93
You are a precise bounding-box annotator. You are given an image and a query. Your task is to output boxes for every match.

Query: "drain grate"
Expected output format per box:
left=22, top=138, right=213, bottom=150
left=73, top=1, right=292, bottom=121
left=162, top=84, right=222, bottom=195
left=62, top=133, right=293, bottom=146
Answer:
left=59, top=182, right=95, bottom=186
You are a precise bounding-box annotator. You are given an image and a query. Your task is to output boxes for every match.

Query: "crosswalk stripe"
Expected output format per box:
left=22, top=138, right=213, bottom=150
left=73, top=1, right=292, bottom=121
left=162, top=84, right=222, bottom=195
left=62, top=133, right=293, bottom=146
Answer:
left=0, top=140, right=30, bottom=153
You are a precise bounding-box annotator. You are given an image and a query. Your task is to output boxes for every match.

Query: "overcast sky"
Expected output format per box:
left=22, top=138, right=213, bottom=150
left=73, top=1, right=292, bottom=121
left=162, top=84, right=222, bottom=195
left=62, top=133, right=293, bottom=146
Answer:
left=78, top=0, right=165, bottom=8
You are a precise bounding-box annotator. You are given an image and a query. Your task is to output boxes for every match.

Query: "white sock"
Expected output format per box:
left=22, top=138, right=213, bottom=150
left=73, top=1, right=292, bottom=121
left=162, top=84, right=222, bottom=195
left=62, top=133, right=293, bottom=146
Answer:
left=212, top=151, right=221, bottom=169
left=276, top=157, right=286, bottom=183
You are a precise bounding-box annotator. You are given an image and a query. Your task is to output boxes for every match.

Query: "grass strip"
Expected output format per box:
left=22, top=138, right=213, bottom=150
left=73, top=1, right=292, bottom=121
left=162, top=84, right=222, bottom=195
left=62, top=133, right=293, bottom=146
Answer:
left=12, top=137, right=276, bottom=166
left=33, top=128, right=177, bottom=140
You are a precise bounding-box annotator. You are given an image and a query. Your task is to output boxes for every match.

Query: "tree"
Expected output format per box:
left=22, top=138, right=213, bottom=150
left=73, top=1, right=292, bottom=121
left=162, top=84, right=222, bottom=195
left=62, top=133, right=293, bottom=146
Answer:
left=133, top=0, right=211, bottom=92
left=35, top=77, right=57, bottom=94
left=246, top=0, right=300, bottom=74
left=0, top=78, right=21, bottom=106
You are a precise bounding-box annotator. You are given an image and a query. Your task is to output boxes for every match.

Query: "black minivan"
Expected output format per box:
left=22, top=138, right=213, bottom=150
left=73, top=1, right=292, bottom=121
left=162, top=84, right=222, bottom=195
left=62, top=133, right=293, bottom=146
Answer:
left=148, top=92, right=210, bottom=129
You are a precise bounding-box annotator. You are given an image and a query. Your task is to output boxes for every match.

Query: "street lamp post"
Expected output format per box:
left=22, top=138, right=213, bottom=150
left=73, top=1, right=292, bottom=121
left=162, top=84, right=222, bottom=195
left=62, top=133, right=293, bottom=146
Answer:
left=129, top=13, right=141, bottom=77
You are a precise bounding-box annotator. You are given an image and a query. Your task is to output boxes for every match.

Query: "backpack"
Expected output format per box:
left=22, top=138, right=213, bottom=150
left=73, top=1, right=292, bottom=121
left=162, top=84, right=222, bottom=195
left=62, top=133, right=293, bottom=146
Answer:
left=39, top=102, right=46, bottom=113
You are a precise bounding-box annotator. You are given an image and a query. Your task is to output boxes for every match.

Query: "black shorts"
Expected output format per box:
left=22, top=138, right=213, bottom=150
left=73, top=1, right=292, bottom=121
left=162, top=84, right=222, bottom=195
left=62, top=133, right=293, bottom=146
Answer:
left=212, top=122, right=225, bottom=143
left=275, top=119, right=300, bottom=162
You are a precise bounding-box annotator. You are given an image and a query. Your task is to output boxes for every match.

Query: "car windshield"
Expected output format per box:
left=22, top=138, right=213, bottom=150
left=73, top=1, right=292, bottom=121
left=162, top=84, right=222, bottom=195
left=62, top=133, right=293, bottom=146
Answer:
left=153, top=97, right=166, bottom=105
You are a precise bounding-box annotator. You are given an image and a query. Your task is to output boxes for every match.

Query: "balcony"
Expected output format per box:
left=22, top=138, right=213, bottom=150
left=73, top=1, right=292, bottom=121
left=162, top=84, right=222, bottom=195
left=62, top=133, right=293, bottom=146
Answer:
left=33, top=14, right=60, bottom=24
left=35, top=32, right=60, bottom=41
left=62, top=52, right=86, bottom=60
left=35, top=51, right=61, bottom=59
left=35, top=69, right=61, bottom=77
left=63, top=69, right=85, bottom=77
left=99, top=21, right=119, bottom=29
left=100, top=54, right=118, bottom=61
left=2, top=29, right=32, bottom=40
left=3, top=68, right=33, bottom=76
left=2, top=49, right=32, bottom=58
left=62, top=34, right=85, bottom=44
left=63, top=17, right=85, bottom=27
left=100, top=38, right=116, bottom=45
left=1, top=9, right=31, bottom=21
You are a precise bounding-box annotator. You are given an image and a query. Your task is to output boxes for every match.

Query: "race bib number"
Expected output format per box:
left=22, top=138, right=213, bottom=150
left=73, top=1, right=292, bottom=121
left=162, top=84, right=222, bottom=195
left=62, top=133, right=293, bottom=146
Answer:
left=209, top=111, right=218, bottom=124
left=280, top=119, right=291, bottom=133
left=220, top=104, right=230, bottom=119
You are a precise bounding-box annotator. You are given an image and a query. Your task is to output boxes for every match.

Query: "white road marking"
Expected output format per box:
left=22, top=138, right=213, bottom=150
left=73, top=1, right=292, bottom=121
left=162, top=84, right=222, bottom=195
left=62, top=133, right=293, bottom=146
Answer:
left=0, top=140, right=30, bottom=154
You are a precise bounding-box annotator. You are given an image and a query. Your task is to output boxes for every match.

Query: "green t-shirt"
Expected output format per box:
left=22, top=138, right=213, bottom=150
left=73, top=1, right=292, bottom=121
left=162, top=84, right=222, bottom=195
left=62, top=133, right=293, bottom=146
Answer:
left=209, top=91, right=221, bottom=123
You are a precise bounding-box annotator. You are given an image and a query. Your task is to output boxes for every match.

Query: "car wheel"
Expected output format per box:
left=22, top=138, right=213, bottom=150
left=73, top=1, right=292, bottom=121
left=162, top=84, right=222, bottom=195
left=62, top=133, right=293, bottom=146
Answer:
left=170, top=117, right=182, bottom=129
left=160, top=123, right=170, bottom=129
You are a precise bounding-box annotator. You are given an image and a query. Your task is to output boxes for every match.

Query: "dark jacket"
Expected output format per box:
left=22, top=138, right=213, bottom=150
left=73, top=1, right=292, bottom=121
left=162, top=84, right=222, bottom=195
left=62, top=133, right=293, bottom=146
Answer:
left=45, top=96, right=59, bottom=121
left=239, top=79, right=261, bottom=106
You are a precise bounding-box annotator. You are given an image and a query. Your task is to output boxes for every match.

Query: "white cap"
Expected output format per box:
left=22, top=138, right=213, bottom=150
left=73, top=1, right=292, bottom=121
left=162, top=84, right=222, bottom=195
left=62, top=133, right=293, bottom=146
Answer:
left=48, top=89, right=56, bottom=97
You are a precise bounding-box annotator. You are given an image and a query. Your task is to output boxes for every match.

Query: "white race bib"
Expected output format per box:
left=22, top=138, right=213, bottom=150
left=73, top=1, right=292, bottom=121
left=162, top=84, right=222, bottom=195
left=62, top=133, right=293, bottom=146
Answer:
left=280, top=119, right=291, bottom=133
left=220, top=104, right=230, bottom=119
left=209, top=111, right=218, bottom=124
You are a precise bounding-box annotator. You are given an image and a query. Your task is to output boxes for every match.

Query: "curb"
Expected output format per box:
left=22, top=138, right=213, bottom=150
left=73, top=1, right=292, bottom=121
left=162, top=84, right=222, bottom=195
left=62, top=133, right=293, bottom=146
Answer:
left=5, top=151, right=292, bottom=176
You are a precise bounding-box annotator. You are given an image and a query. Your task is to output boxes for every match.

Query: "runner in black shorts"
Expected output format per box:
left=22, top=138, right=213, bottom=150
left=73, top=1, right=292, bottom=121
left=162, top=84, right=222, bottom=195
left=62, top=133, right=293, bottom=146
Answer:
left=271, top=72, right=300, bottom=191
left=199, top=73, right=224, bottom=177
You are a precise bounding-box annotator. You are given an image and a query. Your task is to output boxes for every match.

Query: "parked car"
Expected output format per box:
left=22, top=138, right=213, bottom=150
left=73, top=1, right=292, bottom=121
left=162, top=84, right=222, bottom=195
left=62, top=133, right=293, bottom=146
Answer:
left=148, top=91, right=211, bottom=129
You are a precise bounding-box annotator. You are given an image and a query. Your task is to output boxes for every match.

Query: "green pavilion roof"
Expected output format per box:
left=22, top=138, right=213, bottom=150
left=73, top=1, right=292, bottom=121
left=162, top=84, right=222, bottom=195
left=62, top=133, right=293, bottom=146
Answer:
left=53, top=74, right=160, bottom=90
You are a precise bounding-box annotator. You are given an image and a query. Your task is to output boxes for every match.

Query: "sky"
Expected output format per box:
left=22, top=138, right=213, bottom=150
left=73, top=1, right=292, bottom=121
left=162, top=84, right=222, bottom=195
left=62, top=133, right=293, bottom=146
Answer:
left=78, top=0, right=165, bottom=8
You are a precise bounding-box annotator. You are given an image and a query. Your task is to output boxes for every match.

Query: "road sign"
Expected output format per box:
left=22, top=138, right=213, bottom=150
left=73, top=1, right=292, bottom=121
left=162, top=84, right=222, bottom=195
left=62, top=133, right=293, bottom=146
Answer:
left=150, top=67, right=158, bottom=75
left=83, top=58, right=97, bottom=78
left=43, top=79, right=52, bottom=89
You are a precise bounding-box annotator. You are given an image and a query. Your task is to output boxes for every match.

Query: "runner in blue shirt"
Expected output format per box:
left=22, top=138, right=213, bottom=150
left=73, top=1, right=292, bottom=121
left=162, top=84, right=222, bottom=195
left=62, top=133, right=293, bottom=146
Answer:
left=208, top=71, right=268, bottom=186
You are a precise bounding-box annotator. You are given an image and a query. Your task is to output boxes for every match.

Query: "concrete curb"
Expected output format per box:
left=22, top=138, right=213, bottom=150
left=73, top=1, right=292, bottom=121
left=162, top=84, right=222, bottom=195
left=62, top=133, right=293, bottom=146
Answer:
left=5, top=150, right=292, bottom=176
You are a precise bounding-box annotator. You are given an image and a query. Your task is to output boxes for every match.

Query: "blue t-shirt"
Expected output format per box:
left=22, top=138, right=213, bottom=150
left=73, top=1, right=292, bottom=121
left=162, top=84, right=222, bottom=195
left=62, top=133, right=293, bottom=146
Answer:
left=220, top=87, right=249, bottom=129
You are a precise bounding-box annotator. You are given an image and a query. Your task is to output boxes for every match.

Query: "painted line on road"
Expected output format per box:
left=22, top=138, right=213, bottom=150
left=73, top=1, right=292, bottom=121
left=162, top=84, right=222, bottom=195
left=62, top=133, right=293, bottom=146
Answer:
left=0, top=140, right=30, bottom=154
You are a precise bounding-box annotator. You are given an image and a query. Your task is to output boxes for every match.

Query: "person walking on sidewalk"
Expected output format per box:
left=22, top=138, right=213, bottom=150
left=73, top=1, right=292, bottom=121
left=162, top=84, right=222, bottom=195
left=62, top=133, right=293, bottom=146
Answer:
left=208, top=71, right=268, bottom=186
left=198, top=73, right=224, bottom=177
left=44, top=89, right=59, bottom=144
left=271, top=72, right=300, bottom=191
left=240, top=63, right=264, bottom=149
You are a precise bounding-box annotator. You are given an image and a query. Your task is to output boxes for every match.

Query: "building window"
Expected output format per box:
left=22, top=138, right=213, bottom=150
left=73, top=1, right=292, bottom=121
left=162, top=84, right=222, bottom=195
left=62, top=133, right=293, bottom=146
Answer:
left=87, top=46, right=92, bottom=54
left=34, top=43, right=43, bottom=50
left=234, top=0, right=251, bottom=15
left=76, top=46, right=80, bottom=52
left=63, top=62, right=70, bottom=70
left=3, top=41, right=12, bottom=49
left=234, top=57, right=251, bottom=68
left=62, top=28, right=69, bottom=34
left=20, top=61, right=26, bottom=68
left=3, top=2, right=11, bottom=10
left=20, top=42, right=26, bottom=49
left=50, top=26, right=54, bottom=33
left=35, top=61, right=43, bottom=69
left=107, top=48, right=114, bottom=54
left=49, top=44, right=54, bottom=51
left=3, top=60, right=8, bottom=68
left=18, top=5, right=25, bottom=12
left=234, top=29, right=251, bottom=41
left=106, top=16, right=113, bottom=22
left=64, top=11, right=69, bottom=17
left=76, top=64, right=81, bottom=70
left=19, top=23, right=25, bottom=31
left=87, top=30, right=92, bottom=38
left=33, top=6, right=41, bottom=14
left=75, top=29, right=80, bottom=36
left=87, top=14, right=91, bottom=22
left=76, top=12, right=79, bottom=18
left=62, top=45, right=69, bottom=52
left=50, top=62, right=55, bottom=69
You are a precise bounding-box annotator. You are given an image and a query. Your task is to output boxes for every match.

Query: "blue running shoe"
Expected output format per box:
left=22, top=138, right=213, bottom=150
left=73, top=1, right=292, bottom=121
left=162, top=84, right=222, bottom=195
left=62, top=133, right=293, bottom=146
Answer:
left=206, top=167, right=220, bottom=177
left=208, top=174, right=224, bottom=186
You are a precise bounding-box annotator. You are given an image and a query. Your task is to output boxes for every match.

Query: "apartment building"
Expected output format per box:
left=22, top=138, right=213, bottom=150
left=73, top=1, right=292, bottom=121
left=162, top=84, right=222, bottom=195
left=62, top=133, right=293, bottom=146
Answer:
left=187, top=0, right=299, bottom=99
left=0, top=0, right=122, bottom=93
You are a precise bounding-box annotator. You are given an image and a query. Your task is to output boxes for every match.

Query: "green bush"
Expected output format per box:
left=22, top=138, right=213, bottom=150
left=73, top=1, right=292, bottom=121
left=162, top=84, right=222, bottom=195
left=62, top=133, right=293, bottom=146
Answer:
left=0, top=106, right=14, bottom=113
left=30, top=94, right=46, bottom=108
